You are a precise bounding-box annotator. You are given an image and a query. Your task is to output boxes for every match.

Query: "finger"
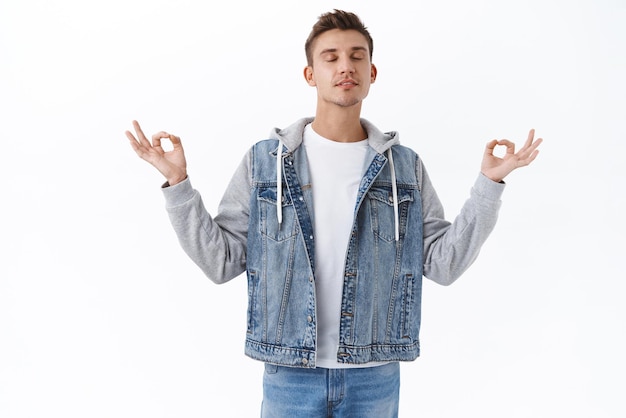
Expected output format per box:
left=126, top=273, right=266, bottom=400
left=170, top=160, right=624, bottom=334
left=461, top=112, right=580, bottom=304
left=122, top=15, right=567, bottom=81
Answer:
left=152, top=131, right=173, bottom=152
left=517, top=128, right=536, bottom=153
left=126, top=128, right=151, bottom=159
left=497, top=139, right=516, bottom=155
left=127, top=133, right=150, bottom=159
left=517, top=137, right=543, bottom=159
left=528, top=136, right=543, bottom=152
left=169, top=134, right=183, bottom=149
left=132, top=120, right=151, bottom=147
left=125, top=130, right=137, bottom=143
left=151, top=131, right=171, bottom=143
left=526, top=128, right=535, bottom=145
left=518, top=149, right=540, bottom=167
left=152, top=136, right=164, bottom=153
left=484, top=139, right=499, bottom=156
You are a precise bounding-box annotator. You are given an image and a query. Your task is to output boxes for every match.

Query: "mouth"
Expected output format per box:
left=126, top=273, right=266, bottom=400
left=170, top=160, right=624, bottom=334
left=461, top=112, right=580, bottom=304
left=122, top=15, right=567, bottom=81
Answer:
left=336, top=79, right=358, bottom=88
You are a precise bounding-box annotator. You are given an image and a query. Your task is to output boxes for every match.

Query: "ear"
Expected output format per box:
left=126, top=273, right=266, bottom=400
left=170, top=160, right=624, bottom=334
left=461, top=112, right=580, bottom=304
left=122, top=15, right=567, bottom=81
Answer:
left=370, top=64, right=378, bottom=84
left=303, top=66, right=316, bottom=86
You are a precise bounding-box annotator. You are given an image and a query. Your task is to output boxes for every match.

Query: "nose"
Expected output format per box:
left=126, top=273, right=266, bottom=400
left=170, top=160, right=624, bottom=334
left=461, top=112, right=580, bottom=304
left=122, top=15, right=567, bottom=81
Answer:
left=337, top=55, right=355, bottom=75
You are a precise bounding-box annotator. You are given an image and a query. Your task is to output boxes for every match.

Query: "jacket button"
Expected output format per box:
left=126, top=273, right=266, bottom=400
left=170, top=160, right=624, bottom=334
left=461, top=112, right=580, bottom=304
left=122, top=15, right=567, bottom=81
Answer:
left=307, top=315, right=313, bottom=323
left=302, top=358, right=308, bottom=365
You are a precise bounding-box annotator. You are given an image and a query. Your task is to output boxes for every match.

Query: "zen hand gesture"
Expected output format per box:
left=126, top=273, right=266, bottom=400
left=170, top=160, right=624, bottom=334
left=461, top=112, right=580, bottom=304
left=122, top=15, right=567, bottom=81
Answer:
left=125, top=120, right=188, bottom=186
left=481, top=129, right=543, bottom=183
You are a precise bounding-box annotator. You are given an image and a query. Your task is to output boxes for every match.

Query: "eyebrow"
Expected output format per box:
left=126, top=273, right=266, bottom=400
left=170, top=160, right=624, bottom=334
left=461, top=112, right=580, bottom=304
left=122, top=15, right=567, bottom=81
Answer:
left=319, top=46, right=368, bottom=55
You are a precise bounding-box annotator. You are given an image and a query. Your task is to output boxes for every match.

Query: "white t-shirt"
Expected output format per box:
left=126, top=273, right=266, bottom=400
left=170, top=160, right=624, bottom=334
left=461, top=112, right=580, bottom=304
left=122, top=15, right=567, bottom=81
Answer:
left=303, top=123, right=376, bottom=369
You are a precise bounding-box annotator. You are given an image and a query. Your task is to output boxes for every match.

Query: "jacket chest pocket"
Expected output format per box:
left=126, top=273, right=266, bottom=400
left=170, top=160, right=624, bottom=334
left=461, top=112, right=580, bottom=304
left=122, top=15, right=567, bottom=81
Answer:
left=367, top=186, right=414, bottom=242
left=257, top=186, right=299, bottom=241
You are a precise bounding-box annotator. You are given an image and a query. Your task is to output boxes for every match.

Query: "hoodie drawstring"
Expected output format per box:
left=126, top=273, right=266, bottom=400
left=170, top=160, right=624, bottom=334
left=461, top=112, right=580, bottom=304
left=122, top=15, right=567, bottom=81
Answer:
left=277, top=139, right=397, bottom=241
left=276, top=140, right=283, bottom=226
left=387, top=148, right=400, bottom=241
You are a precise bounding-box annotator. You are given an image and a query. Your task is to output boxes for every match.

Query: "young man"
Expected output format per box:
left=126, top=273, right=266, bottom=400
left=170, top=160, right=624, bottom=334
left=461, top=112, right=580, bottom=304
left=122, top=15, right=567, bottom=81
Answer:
left=126, top=9, right=542, bottom=418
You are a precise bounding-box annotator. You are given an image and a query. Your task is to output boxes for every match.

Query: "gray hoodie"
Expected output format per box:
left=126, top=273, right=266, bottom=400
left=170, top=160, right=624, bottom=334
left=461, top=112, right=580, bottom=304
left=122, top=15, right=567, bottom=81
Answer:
left=162, top=117, right=505, bottom=287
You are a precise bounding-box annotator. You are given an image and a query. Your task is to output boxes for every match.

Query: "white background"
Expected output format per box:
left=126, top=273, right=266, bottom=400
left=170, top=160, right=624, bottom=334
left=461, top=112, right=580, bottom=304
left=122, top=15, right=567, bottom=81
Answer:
left=1, top=0, right=624, bottom=416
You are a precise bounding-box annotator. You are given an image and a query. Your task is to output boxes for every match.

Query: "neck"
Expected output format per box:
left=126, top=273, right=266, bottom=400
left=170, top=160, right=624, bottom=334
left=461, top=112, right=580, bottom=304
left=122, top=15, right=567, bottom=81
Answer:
left=311, top=103, right=366, bottom=143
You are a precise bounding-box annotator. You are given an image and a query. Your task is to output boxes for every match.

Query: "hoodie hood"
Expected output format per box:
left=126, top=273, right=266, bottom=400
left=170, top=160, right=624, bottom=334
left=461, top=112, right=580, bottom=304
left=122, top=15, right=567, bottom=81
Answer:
left=268, top=117, right=400, bottom=154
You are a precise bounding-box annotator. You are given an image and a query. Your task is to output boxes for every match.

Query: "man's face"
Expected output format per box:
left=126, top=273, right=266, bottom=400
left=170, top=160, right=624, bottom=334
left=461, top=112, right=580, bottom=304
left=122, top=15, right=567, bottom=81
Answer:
left=304, top=29, right=377, bottom=109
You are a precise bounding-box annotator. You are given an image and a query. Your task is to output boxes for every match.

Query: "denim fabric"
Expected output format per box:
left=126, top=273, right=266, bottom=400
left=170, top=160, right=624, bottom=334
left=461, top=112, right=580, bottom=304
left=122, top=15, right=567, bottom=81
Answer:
left=261, top=362, right=400, bottom=418
left=245, top=139, right=423, bottom=368
left=163, top=118, right=504, bottom=371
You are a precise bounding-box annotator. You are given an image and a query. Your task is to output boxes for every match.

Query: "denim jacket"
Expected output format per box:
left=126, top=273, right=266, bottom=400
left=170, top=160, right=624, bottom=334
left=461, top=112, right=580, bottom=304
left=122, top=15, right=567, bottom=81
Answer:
left=163, top=118, right=505, bottom=368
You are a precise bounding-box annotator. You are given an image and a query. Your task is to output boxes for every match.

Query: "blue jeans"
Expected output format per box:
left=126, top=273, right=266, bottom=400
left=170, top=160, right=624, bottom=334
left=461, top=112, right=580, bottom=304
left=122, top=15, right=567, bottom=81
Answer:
left=261, top=362, right=400, bottom=417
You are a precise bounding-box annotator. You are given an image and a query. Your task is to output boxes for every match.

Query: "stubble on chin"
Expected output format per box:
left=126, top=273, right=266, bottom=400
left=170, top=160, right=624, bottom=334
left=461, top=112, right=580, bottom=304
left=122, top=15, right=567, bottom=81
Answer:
left=330, top=96, right=362, bottom=108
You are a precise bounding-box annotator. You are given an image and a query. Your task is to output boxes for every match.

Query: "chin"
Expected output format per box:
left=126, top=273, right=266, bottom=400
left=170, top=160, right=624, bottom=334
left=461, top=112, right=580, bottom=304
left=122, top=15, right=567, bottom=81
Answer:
left=333, top=97, right=362, bottom=108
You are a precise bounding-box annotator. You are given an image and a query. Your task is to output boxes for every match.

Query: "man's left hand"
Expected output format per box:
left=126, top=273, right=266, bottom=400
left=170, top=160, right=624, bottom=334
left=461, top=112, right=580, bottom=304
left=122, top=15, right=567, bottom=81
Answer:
left=481, top=129, right=543, bottom=182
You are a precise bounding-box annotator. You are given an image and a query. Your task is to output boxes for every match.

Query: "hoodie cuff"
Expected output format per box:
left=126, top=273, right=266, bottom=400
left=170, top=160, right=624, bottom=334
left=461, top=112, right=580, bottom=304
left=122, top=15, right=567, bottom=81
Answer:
left=162, top=177, right=196, bottom=208
left=473, top=172, right=506, bottom=202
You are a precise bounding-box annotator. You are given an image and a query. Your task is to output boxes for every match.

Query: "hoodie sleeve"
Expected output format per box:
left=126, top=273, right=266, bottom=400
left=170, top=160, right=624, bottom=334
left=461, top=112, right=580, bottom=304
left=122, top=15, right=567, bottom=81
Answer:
left=419, top=158, right=505, bottom=286
left=162, top=151, right=252, bottom=284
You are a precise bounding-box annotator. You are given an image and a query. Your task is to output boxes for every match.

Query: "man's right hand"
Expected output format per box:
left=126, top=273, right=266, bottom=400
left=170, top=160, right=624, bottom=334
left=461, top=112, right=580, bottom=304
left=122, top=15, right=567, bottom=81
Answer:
left=125, top=120, right=188, bottom=186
